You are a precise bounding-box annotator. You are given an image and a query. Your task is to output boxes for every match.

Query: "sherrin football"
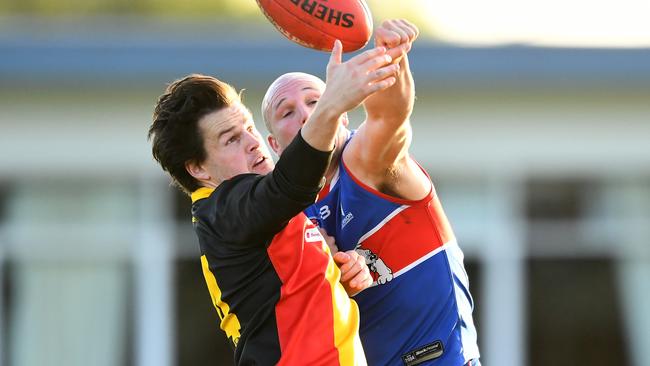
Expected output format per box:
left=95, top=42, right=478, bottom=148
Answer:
left=256, top=0, right=373, bottom=53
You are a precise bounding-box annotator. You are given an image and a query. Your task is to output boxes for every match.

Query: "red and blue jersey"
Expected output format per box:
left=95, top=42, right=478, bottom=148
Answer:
left=305, top=143, right=479, bottom=365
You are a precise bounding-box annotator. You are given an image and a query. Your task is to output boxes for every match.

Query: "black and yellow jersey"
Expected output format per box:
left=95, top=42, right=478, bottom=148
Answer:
left=191, top=133, right=366, bottom=366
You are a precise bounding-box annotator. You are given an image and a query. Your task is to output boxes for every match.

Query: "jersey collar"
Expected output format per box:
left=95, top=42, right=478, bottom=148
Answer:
left=191, top=187, right=215, bottom=203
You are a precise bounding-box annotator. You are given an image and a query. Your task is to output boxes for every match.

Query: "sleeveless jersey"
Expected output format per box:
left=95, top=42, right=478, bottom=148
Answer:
left=304, top=149, right=479, bottom=365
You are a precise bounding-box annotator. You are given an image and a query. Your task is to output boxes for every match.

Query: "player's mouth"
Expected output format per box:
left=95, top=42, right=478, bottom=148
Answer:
left=252, top=156, right=267, bottom=168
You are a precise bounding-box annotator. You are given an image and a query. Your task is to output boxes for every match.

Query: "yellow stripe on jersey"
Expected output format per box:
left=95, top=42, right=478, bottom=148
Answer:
left=191, top=187, right=215, bottom=224
left=200, top=255, right=242, bottom=346
left=323, top=243, right=367, bottom=366
left=191, top=187, right=215, bottom=203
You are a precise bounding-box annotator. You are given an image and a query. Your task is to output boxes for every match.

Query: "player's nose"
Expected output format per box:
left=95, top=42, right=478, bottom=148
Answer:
left=297, top=104, right=310, bottom=125
left=245, top=130, right=261, bottom=152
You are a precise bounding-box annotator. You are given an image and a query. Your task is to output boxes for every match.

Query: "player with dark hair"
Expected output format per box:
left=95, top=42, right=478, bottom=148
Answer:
left=262, top=20, right=481, bottom=366
left=147, top=41, right=406, bottom=365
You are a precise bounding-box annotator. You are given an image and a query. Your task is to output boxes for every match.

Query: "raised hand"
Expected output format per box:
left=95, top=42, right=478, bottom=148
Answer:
left=342, top=19, right=425, bottom=193
left=318, top=40, right=401, bottom=117
left=374, top=19, right=419, bottom=63
left=301, top=39, right=401, bottom=152
left=364, top=19, right=419, bottom=122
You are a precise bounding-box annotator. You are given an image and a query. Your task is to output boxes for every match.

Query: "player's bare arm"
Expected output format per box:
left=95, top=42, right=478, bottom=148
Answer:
left=343, top=19, right=430, bottom=200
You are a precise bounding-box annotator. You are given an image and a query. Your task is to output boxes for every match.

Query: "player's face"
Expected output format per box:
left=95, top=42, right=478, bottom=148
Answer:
left=266, top=77, right=324, bottom=155
left=198, top=102, right=274, bottom=184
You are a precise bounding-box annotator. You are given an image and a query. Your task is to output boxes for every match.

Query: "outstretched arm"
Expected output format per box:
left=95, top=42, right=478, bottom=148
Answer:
left=301, top=39, right=400, bottom=153
left=343, top=20, right=428, bottom=198
left=208, top=41, right=402, bottom=243
left=364, top=19, right=419, bottom=125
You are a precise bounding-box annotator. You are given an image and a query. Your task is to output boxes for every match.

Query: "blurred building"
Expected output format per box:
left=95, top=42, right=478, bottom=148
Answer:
left=1, top=17, right=649, bottom=366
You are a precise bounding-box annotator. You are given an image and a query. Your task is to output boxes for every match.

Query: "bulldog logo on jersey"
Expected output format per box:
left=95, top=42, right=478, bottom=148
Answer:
left=356, top=247, right=393, bottom=285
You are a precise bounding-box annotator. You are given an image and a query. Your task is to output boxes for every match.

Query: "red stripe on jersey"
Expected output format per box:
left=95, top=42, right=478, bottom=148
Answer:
left=361, top=196, right=455, bottom=274
left=340, top=158, right=455, bottom=273
left=267, top=213, right=364, bottom=365
left=316, top=183, right=331, bottom=202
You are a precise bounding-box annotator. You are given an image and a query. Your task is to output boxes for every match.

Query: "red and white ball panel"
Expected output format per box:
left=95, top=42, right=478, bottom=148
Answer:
left=256, top=0, right=373, bottom=53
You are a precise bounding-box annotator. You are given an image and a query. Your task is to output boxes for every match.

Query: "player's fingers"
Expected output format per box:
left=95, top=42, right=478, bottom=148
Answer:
left=358, top=52, right=395, bottom=74
left=342, top=253, right=365, bottom=281
left=361, top=271, right=373, bottom=288
left=381, top=19, right=409, bottom=45
left=391, top=19, right=418, bottom=42
left=350, top=269, right=372, bottom=290
left=340, top=254, right=364, bottom=281
left=385, top=42, right=411, bottom=62
left=340, top=262, right=360, bottom=282
left=348, top=272, right=365, bottom=289
left=369, top=76, right=397, bottom=93
left=391, top=21, right=410, bottom=43
left=348, top=256, right=371, bottom=288
left=374, top=27, right=401, bottom=49
left=333, top=251, right=351, bottom=265
left=328, top=39, right=343, bottom=67
left=396, top=19, right=419, bottom=41
left=365, top=63, right=400, bottom=85
left=350, top=46, right=388, bottom=66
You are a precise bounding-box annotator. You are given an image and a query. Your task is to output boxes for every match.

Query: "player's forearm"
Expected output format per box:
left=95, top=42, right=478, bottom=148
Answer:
left=360, top=123, right=412, bottom=168
left=364, top=56, right=414, bottom=125
left=273, top=130, right=334, bottom=196
left=300, top=104, right=341, bottom=152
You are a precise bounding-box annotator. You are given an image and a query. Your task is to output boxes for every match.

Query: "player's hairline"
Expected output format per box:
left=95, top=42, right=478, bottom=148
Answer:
left=261, top=72, right=325, bottom=133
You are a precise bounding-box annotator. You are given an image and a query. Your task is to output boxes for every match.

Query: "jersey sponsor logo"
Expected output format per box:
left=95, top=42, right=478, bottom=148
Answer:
left=401, top=341, right=444, bottom=366
left=356, top=247, right=393, bottom=285
left=340, top=202, right=354, bottom=229
left=304, top=227, right=324, bottom=243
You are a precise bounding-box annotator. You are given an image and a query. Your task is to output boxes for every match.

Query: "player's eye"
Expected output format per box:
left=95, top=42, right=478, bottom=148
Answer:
left=308, top=100, right=318, bottom=106
left=225, top=135, right=240, bottom=145
left=282, top=110, right=293, bottom=118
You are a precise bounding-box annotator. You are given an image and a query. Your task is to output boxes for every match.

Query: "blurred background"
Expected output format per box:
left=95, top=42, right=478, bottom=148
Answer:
left=1, top=0, right=649, bottom=365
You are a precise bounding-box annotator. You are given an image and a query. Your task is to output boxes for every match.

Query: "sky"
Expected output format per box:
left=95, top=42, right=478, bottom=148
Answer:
left=366, top=0, right=650, bottom=47
left=2, top=0, right=648, bottom=48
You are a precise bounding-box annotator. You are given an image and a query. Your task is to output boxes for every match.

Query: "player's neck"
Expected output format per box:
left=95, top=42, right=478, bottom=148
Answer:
left=324, top=143, right=343, bottom=185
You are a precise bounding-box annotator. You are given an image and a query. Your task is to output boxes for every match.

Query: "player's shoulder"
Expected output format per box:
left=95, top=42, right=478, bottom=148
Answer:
left=215, top=174, right=262, bottom=198
left=193, top=174, right=261, bottom=216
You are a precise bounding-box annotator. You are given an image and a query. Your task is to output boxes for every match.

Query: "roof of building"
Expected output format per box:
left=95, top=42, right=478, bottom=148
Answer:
left=2, top=19, right=649, bottom=89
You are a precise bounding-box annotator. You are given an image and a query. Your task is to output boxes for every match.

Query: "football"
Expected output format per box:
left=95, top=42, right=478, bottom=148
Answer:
left=256, top=0, right=373, bottom=53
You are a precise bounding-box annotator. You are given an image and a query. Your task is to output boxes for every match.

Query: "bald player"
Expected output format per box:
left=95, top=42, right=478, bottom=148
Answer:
left=261, top=20, right=480, bottom=366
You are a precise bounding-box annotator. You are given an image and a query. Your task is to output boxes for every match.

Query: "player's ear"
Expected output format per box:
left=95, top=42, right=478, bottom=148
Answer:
left=267, top=134, right=281, bottom=155
left=185, top=160, right=210, bottom=181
